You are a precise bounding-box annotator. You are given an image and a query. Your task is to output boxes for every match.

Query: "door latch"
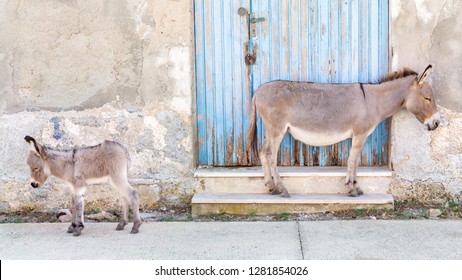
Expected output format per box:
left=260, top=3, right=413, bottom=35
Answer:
left=238, top=7, right=265, bottom=65
left=244, top=42, right=257, bottom=65
left=251, top=14, right=265, bottom=37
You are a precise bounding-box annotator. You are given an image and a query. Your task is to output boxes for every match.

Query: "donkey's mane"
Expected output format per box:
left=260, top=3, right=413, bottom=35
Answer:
left=378, top=67, right=417, bottom=84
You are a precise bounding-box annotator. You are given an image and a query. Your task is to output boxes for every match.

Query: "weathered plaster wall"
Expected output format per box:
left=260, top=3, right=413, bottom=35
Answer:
left=391, top=0, right=462, bottom=203
left=0, top=0, right=195, bottom=213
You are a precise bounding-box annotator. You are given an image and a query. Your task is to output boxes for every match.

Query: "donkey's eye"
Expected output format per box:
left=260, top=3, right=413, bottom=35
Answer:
left=424, top=97, right=431, bottom=102
left=33, top=168, right=39, bottom=172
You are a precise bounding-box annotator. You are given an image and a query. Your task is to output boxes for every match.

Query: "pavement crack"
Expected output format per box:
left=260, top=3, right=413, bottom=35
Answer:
left=297, top=221, right=305, bottom=260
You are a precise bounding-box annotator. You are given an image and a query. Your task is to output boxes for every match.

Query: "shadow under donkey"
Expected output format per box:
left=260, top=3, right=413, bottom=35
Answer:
left=25, top=136, right=142, bottom=236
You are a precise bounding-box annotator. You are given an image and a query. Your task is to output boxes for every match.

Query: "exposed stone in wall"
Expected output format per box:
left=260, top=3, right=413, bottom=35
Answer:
left=391, top=107, right=462, bottom=203
left=392, top=179, right=455, bottom=205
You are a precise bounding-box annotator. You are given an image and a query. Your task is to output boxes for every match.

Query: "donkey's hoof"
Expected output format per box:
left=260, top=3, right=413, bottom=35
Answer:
left=265, top=182, right=276, bottom=193
left=130, top=221, right=142, bottom=234
left=72, top=229, right=82, bottom=236
left=116, top=222, right=127, bottom=231
left=280, top=191, right=291, bottom=198
left=356, top=188, right=364, bottom=196
left=271, top=189, right=281, bottom=195
left=348, top=189, right=360, bottom=197
left=67, top=226, right=75, bottom=233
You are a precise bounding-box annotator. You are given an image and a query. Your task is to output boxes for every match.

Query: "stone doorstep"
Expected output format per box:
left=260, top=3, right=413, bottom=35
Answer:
left=194, top=166, right=392, bottom=195
left=191, top=193, right=394, bottom=216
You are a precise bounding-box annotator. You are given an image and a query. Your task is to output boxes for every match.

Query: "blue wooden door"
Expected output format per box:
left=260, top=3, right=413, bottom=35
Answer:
left=195, top=0, right=389, bottom=167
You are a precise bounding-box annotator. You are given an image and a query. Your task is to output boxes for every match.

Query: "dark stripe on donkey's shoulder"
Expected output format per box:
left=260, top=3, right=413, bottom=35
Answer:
left=360, top=83, right=365, bottom=99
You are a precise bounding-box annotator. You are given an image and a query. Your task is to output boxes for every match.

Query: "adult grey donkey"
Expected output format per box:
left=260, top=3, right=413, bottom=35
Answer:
left=247, top=65, right=440, bottom=198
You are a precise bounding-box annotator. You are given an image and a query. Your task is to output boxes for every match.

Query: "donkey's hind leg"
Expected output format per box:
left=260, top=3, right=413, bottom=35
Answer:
left=115, top=196, right=129, bottom=231
left=260, top=129, right=276, bottom=193
left=127, top=186, right=142, bottom=234
left=111, top=177, right=142, bottom=234
left=269, top=132, right=290, bottom=198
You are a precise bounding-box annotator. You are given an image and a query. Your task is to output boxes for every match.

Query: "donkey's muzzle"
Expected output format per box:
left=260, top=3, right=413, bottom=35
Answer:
left=425, top=112, right=441, bottom=131
left=426, top=120, right=440, bottom=131
left=31, top=182, right=39, bottom=188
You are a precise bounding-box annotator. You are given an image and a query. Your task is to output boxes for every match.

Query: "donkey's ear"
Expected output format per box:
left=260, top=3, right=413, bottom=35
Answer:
left=417, top=64, right=432, bottom=85
left=24, top=136, right=45, bottom=157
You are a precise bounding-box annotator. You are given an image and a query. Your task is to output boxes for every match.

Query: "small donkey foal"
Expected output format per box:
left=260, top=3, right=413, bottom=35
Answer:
left=25, top=136, right=142, bottom=236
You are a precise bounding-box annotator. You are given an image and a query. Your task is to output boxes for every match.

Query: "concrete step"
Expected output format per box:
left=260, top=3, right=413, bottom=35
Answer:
left=194, top=166, right=392, bottom=195
left=191, top=193, right=394, bottom=216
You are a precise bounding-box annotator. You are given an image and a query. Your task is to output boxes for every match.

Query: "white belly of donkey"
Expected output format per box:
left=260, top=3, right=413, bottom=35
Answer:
left=85, top=176, right=110, bottom=185
left=288, top=126, right=352, bottom=146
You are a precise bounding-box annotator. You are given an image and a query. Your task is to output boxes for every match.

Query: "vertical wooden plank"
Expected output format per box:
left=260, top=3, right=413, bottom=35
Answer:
left=222, top=1, right=234, bottom=166
left=379, top=0, right=390, bottom=166
left=358, top=0, right=370, bottom=165
left=203, top=0, right=216, bottom=166
left=338, top=0, right=349, bottom=165
left=326, top=0, right=339, bottom=166
left=299, top=0, right=307, bottom=166
left=349, top=0, right=359, bottom=82
left=233, top=0, right=249, bottom=165
left=211, top=0, right=225, bottom=166
left=330, top=0, right=340, bottom=83
left=369, top=0, right=379, bottom=81
left=317, top=0, right=329, bottom=166
left=232, top=0, right=241, bottom=164
left=253, top=0, right=265, bottom=166
left=289, top=0, right=300, bottom=166
left=308, top=0, right=318, bottom=166
left=358, top=0, right=369, bottom=83
left=369, top=0, right=380, bottom=166
left=194, top=0, right=207, bottom=165
left=277, top=0, right=290, bottom=166
left=339, top=0, right=349, bottom=83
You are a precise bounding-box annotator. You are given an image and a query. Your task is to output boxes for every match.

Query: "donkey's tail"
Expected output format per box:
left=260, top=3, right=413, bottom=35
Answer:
left=246, top=95, right=259, bottom=165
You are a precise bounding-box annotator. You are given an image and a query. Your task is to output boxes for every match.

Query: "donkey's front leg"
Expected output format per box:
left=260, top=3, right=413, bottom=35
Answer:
left=345, top=135, right=367, bottom=197
left=70, top=186, right=86, bottom=236
left=66, top=194, right=79, bottom=233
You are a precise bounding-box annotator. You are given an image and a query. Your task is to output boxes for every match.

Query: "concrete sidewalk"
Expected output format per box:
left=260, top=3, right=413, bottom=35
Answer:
left=1, top=220, right=461, bottom=259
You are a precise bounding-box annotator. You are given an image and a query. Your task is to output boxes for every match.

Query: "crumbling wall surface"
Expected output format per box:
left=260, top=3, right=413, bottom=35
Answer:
left=391, top=0, right=462, bottom=203
left=0, top=0, right=195, bottom=213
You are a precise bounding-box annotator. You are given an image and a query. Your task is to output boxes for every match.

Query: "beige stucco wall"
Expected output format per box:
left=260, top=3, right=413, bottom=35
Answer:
left=0, top=0, right=196, bottom=213
left=1, top=0, right=461, bottom=214
left=390, top=0, right=462, bottom=203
